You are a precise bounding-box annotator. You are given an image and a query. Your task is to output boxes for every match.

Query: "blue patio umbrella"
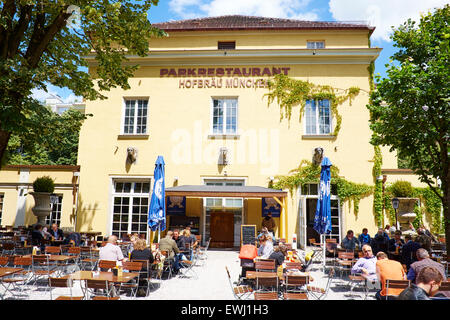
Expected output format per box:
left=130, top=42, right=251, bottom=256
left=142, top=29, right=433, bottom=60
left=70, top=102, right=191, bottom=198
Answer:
left=148, top=156, right=166, bottom=240
left=313, top=157, right=332, bottom=270
left=314, top=156, right=333, bottom=235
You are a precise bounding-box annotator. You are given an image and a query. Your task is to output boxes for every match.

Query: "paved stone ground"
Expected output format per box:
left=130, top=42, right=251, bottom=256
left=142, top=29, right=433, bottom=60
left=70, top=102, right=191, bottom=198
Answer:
left=1, top=248, right=376, bottom=300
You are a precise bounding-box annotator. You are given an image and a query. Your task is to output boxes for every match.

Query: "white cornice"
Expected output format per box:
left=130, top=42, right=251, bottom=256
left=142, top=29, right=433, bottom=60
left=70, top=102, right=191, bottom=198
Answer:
left=84, top=48, right=382, bottom=66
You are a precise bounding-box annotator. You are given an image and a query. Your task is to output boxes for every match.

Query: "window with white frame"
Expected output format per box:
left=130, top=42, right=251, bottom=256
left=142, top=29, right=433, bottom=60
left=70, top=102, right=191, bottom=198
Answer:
left=0, top=193, right=4, bottom=225
left=45, top=194, right=63, bottom=226
left=112, top=181, right=150, bottom=238
left=212, top=98, right=238, bottom=134
left=123, top=99, right=148, bottom=134
left=305, top=99, right=332, bottom=135
left=307, top=41, right=325, bottom=49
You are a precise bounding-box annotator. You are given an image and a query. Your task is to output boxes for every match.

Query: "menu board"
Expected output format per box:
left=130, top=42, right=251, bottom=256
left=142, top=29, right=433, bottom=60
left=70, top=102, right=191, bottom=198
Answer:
left=240, top=224, right=257, bottom=246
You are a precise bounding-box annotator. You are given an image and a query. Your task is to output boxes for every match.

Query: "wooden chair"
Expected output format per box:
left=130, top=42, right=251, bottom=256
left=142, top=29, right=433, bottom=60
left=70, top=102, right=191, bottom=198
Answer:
left=98, top=260, right=117, bottom=271
left=254, top=259, right=276, bottom=272
left=438, top=280, right=450, bottom=294
left=283, top=292, right=308, bottom=300
left=2, top=242, right=15, bottom=255
left=31, top=254, right=58, bottom=286
left=84, top=279, right=113, bottom=299
left=254, top=291, right=278, bottom=300
left=225, top=266, right=253, bottom=300
left=285, top=262, right=303, bottom=271
left=0, top=256, right=33, bottom=298
left=92, top=296, right=120, bottom=300
left=118, top=261, right=142, bottom=297
left=256, top=275, right=279, bottom=293
left=285, top=274, right=309, bottom=294
left=0, top=256, right=9, bottom=266
left=385, top=279, right=410, bottom=299
left=80, top=246, right=98, bottom=271
left=336, top=251, right=355, bottom=277
left=48, top=277, right=84, bottom=300
left=307, top=268, right=335, bottom=300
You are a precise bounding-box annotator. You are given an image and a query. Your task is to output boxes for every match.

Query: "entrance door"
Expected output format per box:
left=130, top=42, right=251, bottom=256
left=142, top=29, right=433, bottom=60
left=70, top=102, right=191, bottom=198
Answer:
left=210, top=211, right=234, bottom=248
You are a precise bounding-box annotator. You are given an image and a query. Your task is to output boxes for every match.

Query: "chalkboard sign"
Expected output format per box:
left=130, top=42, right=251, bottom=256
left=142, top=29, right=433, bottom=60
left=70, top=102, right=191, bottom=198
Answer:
left=241, top=225, right=257, bottom=246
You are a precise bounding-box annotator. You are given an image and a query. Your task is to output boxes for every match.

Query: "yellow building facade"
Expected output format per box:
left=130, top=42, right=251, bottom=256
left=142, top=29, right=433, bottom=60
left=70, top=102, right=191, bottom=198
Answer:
left=0, top=16, right=429, bottom=247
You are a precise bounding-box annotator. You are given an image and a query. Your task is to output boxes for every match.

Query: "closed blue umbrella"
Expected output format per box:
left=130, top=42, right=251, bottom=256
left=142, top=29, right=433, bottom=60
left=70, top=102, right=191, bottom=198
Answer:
left=148, top=156, right=166, bottom=239
left=314, top=156, right=332, bottom=235
left=313, top=157, right=332, bottom=270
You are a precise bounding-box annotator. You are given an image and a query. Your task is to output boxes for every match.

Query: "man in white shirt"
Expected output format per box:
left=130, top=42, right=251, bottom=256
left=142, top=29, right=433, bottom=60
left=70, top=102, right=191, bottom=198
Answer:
left=99, top=235, right=127, bottom=264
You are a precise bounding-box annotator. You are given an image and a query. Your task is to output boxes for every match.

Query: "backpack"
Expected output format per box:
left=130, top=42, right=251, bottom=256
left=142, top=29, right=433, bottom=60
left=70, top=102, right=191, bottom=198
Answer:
left=239, top=244, right=257, bottom=260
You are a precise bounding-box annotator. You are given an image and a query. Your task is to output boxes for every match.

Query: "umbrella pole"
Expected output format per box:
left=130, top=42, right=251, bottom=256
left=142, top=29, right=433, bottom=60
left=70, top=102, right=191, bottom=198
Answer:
left=322, top=234, right=326, bottom=272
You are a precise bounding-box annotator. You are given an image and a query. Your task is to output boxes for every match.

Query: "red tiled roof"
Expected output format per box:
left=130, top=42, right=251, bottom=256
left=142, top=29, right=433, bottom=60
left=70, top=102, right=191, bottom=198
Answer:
left=153, top=15, right=375, bottom=33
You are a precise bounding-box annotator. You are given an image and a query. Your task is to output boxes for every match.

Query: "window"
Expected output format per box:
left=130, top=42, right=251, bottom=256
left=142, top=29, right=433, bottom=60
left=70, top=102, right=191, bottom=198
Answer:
left=123, top=99, right=148, bottom=134
left=112, top=181, right=150, bottom=238
left=218, top=41, right=235, bottom=50
left=0, top=193, right=3, bottom=225
left=212, top=98, right=238, bottom=134
left=46, top=195, right=63, bottom=226
left=305, top=99, right=332, bottom=135
left=307, top=41, right=325, bottom=49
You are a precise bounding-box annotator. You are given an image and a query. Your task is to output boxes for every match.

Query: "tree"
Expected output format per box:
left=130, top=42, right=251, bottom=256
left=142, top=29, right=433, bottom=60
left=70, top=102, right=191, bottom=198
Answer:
left=367, top=5, right=449, bottom=251
left=5, top=107, right=89, bottom=165
left=0, top=1, right=165, bottom=165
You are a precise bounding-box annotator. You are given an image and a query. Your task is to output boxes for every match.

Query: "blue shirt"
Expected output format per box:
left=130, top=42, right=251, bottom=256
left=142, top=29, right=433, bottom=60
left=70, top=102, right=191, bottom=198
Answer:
left=358, top=233, right=371, bottom=245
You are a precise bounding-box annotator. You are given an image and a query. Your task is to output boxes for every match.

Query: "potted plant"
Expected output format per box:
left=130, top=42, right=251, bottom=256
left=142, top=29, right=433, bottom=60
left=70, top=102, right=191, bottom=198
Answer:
left=30, top=176, right=55, bottom=224
left=390, top=180, right=418, bottom=234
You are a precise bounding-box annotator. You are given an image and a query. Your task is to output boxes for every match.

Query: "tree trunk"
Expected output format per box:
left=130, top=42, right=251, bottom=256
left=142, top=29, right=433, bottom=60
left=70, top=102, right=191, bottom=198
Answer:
left=444, top=169, right=450, bottom=259
left=0, top=129, right=11, bottom=168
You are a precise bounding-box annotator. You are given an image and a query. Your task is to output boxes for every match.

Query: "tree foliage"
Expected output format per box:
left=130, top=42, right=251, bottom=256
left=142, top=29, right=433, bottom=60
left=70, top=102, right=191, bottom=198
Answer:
left=0, top=0, right=164, bottom=164
left=5, top=107, right=89, bottom=165
left=367, top=5, right=449, bottom=242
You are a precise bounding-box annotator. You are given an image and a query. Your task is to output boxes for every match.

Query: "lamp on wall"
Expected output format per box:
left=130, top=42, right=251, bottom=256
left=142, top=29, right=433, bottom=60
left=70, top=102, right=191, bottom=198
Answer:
left=392, top=197, right=400, bottom=230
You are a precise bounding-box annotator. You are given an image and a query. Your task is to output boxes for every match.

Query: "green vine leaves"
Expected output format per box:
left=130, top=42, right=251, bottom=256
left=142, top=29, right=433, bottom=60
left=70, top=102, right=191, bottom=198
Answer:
left=273, top=160, right=373, bottom=216
left=265, top=74, right=361, bottom=136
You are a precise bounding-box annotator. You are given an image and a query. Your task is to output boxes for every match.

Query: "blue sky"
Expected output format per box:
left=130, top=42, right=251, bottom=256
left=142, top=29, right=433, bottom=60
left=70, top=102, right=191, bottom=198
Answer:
left=33, top=0, right=447, bottom=103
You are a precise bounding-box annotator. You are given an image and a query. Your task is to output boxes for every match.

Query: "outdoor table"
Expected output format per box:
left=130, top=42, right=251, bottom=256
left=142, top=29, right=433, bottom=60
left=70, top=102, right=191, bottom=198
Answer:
left=64, top=270, right=139, bottom=299
left=245, top=270, right=313, bottom=282
left=0, top=267, right=24, bottom=300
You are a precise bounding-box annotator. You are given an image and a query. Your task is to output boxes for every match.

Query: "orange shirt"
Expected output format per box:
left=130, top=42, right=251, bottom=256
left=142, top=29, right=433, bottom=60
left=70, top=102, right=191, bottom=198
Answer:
left=376, top=259, right=406, bottom=296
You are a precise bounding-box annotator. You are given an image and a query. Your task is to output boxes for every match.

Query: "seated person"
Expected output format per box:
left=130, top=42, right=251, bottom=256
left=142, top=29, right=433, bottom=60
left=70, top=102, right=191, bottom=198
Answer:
left=257, top=235, right=274, bottom=259
left=99, top=235, right=127, bottom=270
left=64, top=232, right=82, bottom=246
left=388, top=230, right=405, bottom=252
left=257, top=227, right=276, bottom=242
left=341, top=230, right=360, bottom=250
left=398, top=266, right=444, bottom=300
left=130, top=238, right=154, bottom=296
left=375, top=251, right=406, bottom=300
left=351, top=244, right=377, bottom=281
left=172, top=229, right=185, bottom=250
left=358, top=228, right=372, bottom=246
left=401, top=234, right=421, bottom=271
left=159, top=231, right=186, bottom=273
left=371, top=228, right=389, bottom=255
left=31, top=224, right=45, bottom=252
left=49, top=223, right=64, bottom=241
left=268, top=244, right=288, bottom=269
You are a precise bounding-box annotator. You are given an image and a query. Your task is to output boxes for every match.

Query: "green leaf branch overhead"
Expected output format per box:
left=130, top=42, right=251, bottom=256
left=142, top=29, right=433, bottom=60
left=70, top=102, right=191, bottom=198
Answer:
left=265, top=74, right=361, bottom=136
left=273, top=160, right=373, bottom=216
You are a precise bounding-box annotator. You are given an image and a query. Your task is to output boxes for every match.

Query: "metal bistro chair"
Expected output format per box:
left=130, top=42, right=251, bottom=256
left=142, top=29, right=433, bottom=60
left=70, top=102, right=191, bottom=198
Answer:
left=385, top=279, right=410, bottom=300
left=80, top=246, right=99, bottom=271
left=196, top=237, right=212, bottom=266
left=48, top=277, right=84, bottom=300
left=254, top=259, right=276, bottom=272
left=84, top=279, right=115, bottom=300
left=160, top=250, right=174, bottom=280
left=31, top=254, right=58, bottom=289
left=307, top=267, right=335, bottom=300
left=0, top=256, right=33, bottom=299
left=118, top=261, right=142, bottom=297
left=98, top=260, right=117, bottom=272
left=256, top=275, right=279, bottom=294
left=225, top=266, right=253, bottom=300
left=254, top=291, right=278, bottom=300
left=336, top=251, right=355, bottom=278
left=284, top=274, right=309, bottom=295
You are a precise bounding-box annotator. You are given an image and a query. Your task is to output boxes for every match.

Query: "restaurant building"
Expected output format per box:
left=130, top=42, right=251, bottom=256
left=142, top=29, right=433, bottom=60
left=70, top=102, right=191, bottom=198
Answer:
left=0, top=16, right=427, bottom=248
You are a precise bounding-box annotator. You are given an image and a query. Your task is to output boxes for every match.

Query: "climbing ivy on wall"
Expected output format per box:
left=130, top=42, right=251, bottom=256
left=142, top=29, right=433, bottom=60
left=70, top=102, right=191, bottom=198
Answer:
left=373, top=146, right=384, bottom=227
left=273, top=160, right=373, bottom=216
left=265, top=74, right=360, bottom=136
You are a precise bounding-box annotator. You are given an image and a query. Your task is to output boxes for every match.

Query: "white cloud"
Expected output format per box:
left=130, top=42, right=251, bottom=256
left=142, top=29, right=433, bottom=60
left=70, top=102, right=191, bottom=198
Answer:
left=169, top=0, right=318, bottom=20
left=328, top=0, right=448, bottom=42
left=31, top=85, right=82, bottom=104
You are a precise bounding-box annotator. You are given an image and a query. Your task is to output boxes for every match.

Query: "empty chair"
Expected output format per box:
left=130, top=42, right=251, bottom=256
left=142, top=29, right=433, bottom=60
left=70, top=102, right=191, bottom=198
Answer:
left=0, top=256, right=8, bottom=266
left=45, top=246, right=62, bottom=255
left=307, top=268, right=335, bottom=300
left=254, top=291, right=278, bottom=300
left=31, top=254, right=58, bottom=286
left=225, top=266, right=253, bottom=300
left=80, top=246, right=98, bottom=271
left=283, top=292, right=308, bottom=300
left=118, top=261, right=142, bottom=297
left=285, top=262, right=303, bottom=271
left=48, top=277, right=84, bottom=300
left=256, top=275, right=279, bottom=293
left=2, top=242, right=15, bottom=255
left=285, top=274, right=309, bottom=294
left=84, top=279, right=113, bottom=299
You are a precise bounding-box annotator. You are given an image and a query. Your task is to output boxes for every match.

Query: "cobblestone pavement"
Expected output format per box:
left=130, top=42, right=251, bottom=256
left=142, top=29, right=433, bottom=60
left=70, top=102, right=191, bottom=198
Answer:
left=2, top=249, right=376, bottom=300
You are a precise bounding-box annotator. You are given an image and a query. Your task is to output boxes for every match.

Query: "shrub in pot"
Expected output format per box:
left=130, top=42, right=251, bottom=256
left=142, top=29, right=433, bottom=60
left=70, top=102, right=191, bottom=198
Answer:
left=31, top=176, right=55, bottom=224
left=32, top=176, right=55, bottom=193
left=390, top=180, right=413, bottom=198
